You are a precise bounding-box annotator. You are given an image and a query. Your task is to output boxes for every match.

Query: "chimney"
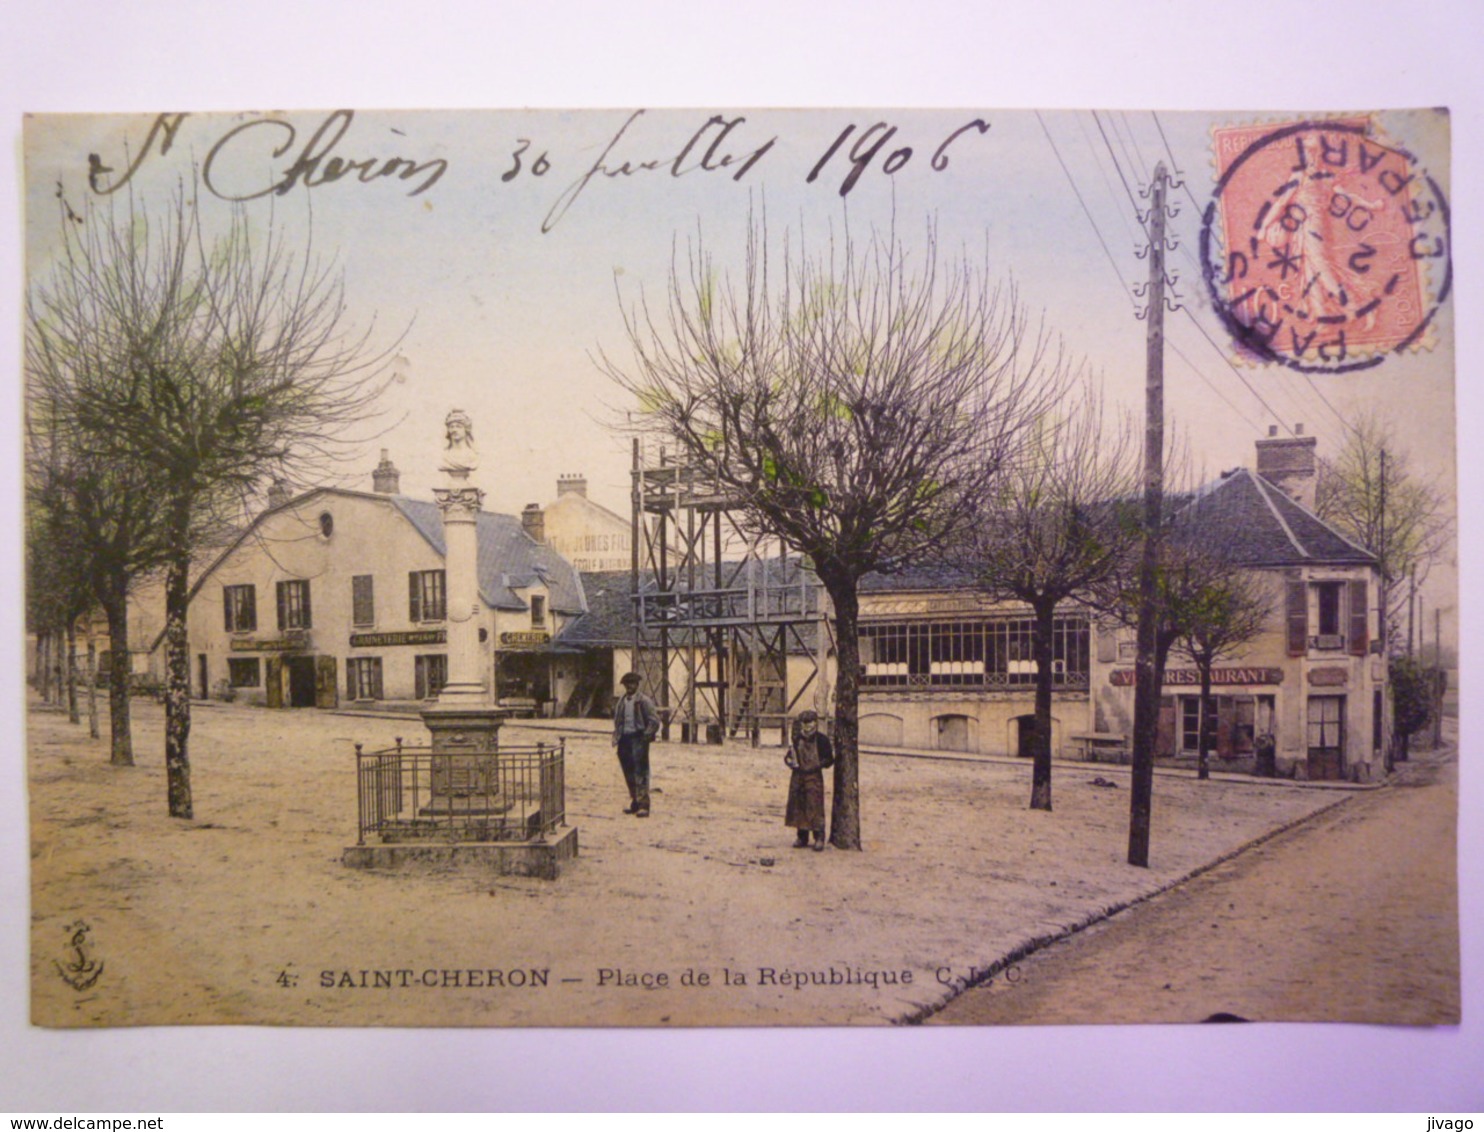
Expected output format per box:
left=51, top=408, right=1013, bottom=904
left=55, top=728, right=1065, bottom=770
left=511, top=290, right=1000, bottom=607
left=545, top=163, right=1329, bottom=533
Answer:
left=556, top=473, right=587, bottom=498
left=521, top=503, right=546, bottom=544
left=1255, top=424, right=1318, bottom=510
left=266, top=478, right=292, bottom=510
left=372, top=448, right=401, bottom=494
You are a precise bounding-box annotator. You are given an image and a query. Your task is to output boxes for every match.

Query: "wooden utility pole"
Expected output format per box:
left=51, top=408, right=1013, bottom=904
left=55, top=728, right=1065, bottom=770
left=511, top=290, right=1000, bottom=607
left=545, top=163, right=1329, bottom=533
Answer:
left=1128, top=163, right=1168, bottom=869
left=1378, top=447, right=1387, bottom=653
left=1408, top=565, right=1417, bottom=656
left=1433, top=608, right=1444, bottom=748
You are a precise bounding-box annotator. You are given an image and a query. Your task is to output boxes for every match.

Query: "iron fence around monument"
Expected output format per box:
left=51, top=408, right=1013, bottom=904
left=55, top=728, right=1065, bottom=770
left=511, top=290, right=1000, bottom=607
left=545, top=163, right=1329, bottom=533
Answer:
left=354, top=738, right=567, bottom=845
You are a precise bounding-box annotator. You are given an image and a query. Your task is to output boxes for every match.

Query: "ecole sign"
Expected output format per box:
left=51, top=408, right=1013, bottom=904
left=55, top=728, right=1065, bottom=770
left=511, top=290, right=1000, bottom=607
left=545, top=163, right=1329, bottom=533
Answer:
left=500, top=631, right=550, bottom=646
left=1109, top=667, right=1284, bottom=687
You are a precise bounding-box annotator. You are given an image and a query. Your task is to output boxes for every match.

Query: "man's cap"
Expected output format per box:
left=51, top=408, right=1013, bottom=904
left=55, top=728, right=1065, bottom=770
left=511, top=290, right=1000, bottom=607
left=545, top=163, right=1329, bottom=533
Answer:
left=620, top=672, right=641, bottom=684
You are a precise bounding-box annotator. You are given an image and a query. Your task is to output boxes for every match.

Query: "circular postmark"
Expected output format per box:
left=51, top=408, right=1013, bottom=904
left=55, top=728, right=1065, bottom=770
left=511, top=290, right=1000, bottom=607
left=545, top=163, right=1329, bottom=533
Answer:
left=1200, top=118, right=1451, bottom=374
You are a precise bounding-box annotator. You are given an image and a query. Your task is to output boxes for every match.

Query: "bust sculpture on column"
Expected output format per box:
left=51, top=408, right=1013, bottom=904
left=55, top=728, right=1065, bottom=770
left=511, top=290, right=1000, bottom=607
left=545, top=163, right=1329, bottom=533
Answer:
left=440, top=409, right=480, bottom=479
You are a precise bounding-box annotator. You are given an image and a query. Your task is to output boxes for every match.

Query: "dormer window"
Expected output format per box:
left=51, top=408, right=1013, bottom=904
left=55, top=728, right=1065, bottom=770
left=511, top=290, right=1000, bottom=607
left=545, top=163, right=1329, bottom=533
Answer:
left=531, top=594, right=546, bottom=628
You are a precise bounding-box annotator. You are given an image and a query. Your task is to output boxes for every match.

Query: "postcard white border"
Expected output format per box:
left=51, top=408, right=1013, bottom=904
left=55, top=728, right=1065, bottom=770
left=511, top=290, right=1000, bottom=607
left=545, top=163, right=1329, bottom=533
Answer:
left=3, top=0, right=1480, bottom=1111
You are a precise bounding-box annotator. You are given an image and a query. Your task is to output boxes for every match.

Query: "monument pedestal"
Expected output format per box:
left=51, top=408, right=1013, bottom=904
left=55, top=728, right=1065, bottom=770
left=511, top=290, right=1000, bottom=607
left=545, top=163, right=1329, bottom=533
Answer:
left=421, top=702, right=509, bottom=814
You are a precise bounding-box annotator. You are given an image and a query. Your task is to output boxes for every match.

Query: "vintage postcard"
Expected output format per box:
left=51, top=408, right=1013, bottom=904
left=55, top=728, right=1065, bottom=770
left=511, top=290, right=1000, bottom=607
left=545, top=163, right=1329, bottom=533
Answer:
left=23, top=108, right=1457, bottom=1029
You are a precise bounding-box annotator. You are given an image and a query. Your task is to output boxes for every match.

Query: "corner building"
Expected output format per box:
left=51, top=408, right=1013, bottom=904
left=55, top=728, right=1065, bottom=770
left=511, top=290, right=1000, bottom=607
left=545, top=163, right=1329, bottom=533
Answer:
left=857, top=428, right=1389, bottom=782
left=182, top=475, right=585, bottom=713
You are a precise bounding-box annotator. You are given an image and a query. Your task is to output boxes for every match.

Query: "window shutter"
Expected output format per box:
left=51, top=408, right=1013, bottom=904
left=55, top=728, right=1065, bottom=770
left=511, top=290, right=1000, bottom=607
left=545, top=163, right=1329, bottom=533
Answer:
left=277, top=582, right=287, bottom=632
left=223, top=588, right=232, bottom=632
left=1286, top=579, right=1308, bottom=656
left=373, top=659, right=384, bottom=700
left=409, top=573, right=420, bottom=622
left=1348, top=579, right=1368, bottom=656
left=347, top=663, right=355, bottom=700
left=244, top=586, right=255, bottom=631
left=301, top=581, right=312, bottom=629
left=1215, top=696, right=1234, bottom=759
left=1156, top=698, right=1176, bottom=757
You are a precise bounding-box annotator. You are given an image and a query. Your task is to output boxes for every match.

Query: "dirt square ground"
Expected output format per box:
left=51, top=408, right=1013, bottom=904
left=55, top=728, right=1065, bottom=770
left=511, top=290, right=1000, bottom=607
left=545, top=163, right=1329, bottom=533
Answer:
left=30, top=697, right=1355, bottom=1028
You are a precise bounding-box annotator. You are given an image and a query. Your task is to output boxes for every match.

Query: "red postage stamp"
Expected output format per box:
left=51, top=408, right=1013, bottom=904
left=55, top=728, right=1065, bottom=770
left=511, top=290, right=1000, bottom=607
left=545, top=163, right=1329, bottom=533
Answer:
left=1201, top=116, right=1451, bottom=373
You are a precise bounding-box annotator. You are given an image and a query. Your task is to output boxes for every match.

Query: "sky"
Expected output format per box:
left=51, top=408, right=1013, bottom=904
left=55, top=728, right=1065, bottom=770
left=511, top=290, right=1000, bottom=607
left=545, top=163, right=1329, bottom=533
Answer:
left=22, top=107, right=1458, bottom=634
left=3, top=0, right=1480, bottom=1112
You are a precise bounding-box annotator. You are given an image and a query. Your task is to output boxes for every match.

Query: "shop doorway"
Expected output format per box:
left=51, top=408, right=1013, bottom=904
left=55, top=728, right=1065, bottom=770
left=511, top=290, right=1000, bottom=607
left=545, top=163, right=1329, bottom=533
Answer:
left=286, top=655, right=318, bottom=708
left=1307, top=695, right=1346, bottom=780
left=1014, top=714, right=1036, bottom=758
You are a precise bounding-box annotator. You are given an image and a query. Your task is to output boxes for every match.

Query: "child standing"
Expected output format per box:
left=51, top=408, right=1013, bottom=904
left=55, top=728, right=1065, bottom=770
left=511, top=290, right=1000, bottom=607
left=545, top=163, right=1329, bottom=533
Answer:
left=784, top=710, right=833, bottom=851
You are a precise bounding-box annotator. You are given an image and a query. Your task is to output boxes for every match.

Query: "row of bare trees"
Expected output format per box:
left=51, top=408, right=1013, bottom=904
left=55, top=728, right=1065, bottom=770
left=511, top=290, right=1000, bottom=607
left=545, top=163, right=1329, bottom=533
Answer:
left=604, top=215, right=1402, bottom=857
left=26, top=190, right=393, bottom=818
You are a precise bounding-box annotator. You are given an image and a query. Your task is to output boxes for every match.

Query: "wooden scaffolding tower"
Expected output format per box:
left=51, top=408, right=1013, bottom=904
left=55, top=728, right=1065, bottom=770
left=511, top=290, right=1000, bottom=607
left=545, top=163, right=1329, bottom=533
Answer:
left=630, top=439, right=832, bottom=745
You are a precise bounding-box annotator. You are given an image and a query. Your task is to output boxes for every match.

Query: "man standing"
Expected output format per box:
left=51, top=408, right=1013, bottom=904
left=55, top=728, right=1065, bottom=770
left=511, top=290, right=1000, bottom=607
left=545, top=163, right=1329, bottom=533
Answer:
left=612, top=671, right=660, bottom=817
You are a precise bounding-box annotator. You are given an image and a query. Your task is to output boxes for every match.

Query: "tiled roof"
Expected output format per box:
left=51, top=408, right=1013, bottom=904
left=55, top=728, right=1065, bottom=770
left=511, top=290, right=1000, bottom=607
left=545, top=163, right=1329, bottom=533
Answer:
left=1172, top=468, right=1374, bottom=566
left=859, top=562, right=978, bottom=593
left=556, top=570, right=642, bottom=647
left=391, top=497, right=587, bottom=614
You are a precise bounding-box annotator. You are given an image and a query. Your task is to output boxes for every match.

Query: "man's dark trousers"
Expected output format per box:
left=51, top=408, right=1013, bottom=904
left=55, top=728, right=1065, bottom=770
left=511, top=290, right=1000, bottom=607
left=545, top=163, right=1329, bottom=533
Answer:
left=617, top=732, right=651, bottom=812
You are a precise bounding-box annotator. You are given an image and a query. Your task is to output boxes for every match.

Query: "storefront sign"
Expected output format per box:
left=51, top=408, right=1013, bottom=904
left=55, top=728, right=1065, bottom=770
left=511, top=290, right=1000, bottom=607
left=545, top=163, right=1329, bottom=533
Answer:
left=500, top=631, right=551, bottom=646
left=230, top=638, right=305, bottom=652
left=349, top=630, right=447, bottom=648
left=1109, top=666, right=1284, bottom=687
left=1308, top=667, right=1349, bottom=687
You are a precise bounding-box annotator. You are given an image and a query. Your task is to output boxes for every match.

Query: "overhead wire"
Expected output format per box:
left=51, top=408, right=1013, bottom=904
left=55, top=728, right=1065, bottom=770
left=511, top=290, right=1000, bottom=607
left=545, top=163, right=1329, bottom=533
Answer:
left=1034, top=110, right=1139, bottom=312
left=1046, top=109, right=1363, bottom=454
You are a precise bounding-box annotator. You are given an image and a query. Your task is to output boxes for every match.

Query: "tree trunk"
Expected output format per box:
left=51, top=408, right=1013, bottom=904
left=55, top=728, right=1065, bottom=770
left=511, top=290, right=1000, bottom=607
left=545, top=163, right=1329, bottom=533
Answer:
left=1029, top=600, right=1056, bottom=811
left=85, top=626, right=100, bottom=741
left=1129, top=630, right=1176, bottom=868
left=164, top=548, right=194, bottom=819
left=37, top=631, right=51, bottom=702
left=100, top=577, right=135, bottom=767
left=65, top=621, right=79, bottom=724
left=1196, top=658, right=1213, bottom=781
left=826, top=576, right=862, bottom=850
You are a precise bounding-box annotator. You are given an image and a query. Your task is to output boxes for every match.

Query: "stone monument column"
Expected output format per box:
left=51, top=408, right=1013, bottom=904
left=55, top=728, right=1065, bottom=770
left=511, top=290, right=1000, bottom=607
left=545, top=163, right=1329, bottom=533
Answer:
left=423, top=410, right=505, bottom=800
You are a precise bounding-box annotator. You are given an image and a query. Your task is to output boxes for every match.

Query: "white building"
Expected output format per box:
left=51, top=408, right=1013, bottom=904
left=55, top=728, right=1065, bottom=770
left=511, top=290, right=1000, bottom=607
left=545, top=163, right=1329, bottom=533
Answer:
left=179, top=458, right=586, bottom=713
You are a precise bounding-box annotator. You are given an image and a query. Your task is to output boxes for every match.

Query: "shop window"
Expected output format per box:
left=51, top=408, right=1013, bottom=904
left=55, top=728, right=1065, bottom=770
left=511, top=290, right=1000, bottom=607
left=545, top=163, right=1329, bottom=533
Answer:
left=224, top=584, right=257, bottom=632
left=1179, top=694, right=1274, bottom=757
left=409, top=570, right=446, bottom=622
left=346, top=657, right=383, bottom=702
left=276, top=579, right=311, bottom=631
left=352, top=575, right=375, bottom=627
left=415, top=654, right=447, bottom=700
left=860, top=616, right=1089, bottom=689
left=228, top=658, right=261, bottom=688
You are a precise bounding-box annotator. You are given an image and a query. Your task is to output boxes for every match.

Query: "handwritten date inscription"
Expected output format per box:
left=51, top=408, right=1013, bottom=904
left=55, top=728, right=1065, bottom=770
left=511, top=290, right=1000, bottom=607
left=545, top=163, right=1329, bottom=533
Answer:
left=85, top=110, right=993, bottom=234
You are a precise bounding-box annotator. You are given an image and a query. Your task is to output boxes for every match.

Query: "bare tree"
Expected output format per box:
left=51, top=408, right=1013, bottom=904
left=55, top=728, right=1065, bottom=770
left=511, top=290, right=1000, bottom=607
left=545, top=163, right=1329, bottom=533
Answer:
left=958, top=386, right=1141, bottom=810
left=1167, top=550, right=1272, bottom=781
left=601, top=217, right=1065, bottom=849
left=25, top=404, right=170, bottom=764
left=1313, top=413, right=1450, bottom=650
left=25, top=478, right=96, bottom=724
left=27, top=191, right=393, bottom=818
